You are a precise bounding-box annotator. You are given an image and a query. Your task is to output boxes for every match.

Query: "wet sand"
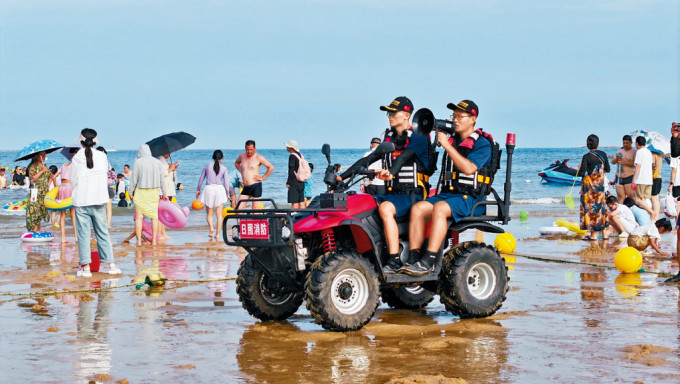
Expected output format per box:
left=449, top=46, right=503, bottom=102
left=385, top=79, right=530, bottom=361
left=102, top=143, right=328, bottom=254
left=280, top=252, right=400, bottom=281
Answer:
left=1, top=213, right=680, bottom=383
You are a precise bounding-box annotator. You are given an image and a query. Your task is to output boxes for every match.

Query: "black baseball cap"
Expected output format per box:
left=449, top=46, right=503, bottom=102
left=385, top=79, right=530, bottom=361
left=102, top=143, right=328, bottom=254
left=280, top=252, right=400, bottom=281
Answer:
left=380, top=96, right=414, bottom=114
left=447, top=99, right=479, bottom=117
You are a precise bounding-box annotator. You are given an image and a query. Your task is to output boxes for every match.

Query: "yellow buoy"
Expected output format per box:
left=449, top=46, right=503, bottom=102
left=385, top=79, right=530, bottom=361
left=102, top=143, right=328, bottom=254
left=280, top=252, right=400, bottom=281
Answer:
left=494, top=233, right=516, bottom=254
left=222, top=207, right=234, bottom=217
left=614, top=247, right=642, bottom=273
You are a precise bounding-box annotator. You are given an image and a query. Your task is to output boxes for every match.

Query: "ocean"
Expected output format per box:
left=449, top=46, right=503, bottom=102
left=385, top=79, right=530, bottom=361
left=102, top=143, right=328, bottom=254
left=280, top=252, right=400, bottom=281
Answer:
left=0, top=146, right=673, bottom=235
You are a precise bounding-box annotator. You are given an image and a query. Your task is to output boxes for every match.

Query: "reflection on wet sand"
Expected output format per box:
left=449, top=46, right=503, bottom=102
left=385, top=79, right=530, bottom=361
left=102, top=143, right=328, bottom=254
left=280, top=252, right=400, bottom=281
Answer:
left=237, top=316, right=510, bottom=383
left=75, top=292, right=113, bottom=382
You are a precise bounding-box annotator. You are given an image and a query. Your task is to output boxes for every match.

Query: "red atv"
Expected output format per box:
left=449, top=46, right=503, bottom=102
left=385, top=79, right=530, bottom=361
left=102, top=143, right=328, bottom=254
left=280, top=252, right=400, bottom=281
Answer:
left=224, top=136, right=515, bottom=332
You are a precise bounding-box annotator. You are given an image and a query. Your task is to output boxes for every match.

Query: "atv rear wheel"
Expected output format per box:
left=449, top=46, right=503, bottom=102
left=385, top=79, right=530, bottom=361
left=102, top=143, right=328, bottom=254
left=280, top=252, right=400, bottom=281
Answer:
left=438, top=241, right=508, bottom=318
left=305, top=251, right=380, bottom=332
left=237, top=252, right=304, bottom=321
left=381, top=285, right=435, bottom=310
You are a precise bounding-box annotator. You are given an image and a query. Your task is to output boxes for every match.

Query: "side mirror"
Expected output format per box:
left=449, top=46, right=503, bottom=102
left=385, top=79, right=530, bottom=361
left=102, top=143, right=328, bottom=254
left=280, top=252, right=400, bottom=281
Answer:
left=321, top=143, right=331, bottom=164
left=374, top=142, right=395, bottom=155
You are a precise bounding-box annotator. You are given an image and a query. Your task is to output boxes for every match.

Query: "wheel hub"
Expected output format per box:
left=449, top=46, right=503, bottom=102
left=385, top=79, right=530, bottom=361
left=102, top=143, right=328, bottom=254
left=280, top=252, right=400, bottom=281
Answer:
left=338, top=282, right=353, bottom=300
left=466, top=262, right=496, bottom=300
left=331, top=268, right=369, bottom=315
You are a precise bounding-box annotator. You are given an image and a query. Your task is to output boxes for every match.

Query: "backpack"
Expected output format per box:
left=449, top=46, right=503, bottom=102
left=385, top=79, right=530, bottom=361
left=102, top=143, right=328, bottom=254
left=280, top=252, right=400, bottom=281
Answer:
left=293, top=152, right=311, bottom=182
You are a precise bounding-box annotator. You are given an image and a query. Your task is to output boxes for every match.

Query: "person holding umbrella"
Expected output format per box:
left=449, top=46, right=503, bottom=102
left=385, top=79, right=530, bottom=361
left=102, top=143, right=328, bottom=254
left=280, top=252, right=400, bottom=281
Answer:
left=25, top=151, right=56, bottom=232
left=15, top=139, right=63, bottom=232
left=71, top=128, right=121, bottom=277
left=129, top=144, right=169, bottom=246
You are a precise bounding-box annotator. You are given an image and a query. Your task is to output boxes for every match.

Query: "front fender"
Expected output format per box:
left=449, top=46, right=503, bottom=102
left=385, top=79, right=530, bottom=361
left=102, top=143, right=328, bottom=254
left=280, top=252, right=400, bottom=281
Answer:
left=293, top=212, right=360, bottom=233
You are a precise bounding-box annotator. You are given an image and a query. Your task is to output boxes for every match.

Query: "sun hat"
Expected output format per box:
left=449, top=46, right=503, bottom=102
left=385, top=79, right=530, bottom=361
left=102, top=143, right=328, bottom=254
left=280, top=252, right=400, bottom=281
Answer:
left=285, top=140, right=300, bottom=152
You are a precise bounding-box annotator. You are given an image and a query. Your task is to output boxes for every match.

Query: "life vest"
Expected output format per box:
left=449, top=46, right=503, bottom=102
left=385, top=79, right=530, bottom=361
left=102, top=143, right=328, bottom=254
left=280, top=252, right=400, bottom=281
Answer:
left=438, top=128, right=501, bottom=197
left=382, top=127, right=430, bottom=194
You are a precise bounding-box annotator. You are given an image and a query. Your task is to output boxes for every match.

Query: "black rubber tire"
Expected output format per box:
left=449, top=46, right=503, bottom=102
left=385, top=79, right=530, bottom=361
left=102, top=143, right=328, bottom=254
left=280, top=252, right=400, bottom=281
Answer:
left=236, top=252, right=304, bottom=321
left=438, top=241, right=509, bottom=318
left=304, top=251, right=380, bottom=332
left=381, top=285, right=435, bottom=310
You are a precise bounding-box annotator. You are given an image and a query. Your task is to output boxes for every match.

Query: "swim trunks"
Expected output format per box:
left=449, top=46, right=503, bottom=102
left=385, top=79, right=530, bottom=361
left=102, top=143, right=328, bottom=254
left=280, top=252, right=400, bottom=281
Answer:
left=241, top=182, right=262, bottom=198
left=617, top=175, right=633, bottom=185
left=651, top=178, right=662, bottom=196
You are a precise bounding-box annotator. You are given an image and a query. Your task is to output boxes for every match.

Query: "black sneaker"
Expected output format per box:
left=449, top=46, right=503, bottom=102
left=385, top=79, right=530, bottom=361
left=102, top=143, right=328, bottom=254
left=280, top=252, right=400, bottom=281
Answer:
left=665, top=272, right=680, bottom=283
left=398, top=260, right=433, bottom=276
left=382, top=259, right=402, bottom=275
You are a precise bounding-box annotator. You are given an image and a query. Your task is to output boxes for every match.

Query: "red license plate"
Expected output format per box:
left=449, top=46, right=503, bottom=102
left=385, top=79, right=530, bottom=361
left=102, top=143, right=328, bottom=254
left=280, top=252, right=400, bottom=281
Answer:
left=240, top=219, right=269, bottom=239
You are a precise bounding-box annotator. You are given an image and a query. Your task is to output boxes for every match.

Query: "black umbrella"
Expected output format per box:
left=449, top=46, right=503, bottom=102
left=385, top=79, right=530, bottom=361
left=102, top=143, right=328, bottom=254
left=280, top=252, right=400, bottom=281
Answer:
left=145, top=131, right=196, bottom=157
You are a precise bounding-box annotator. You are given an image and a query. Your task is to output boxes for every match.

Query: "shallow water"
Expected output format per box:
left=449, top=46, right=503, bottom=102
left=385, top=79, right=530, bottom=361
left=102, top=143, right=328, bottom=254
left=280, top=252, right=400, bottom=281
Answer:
left=1, top=214, right=679, bottom=383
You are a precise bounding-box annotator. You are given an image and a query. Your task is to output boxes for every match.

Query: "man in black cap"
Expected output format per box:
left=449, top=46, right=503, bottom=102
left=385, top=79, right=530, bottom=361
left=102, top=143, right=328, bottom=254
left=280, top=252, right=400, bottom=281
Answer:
left=367, top=96, right=431, bottom=274
left=401, top=99, right=495, bottom=276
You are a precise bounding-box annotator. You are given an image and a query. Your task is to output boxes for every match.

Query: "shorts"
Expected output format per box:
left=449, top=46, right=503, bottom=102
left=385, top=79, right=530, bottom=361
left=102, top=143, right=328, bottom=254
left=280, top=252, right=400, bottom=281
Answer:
left=241, top=182, right=262, bottom=198
left=426, top=192, right=479, bottom=222
left=651, top=178, right=662, bottom=196
left=635, top=184, right=652, bottom=200
left=619, top=218, right=637, bottom=234
left=200, top=184, right=228, bottom=208
left=288, top=182, right=305, bottom=204
left=617, top=175, right=633, bottom=185
left=672, top=186, right=680, bottom=199
left=108, top=185, right=115, bottom=199
left=374, top=192, right=423, bottom=219
left=627, top=235, right=650, bottom=251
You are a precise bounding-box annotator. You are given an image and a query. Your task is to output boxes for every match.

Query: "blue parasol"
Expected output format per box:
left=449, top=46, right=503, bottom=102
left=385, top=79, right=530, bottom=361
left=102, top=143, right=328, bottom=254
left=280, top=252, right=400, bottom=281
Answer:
left=60, top=144, right=81, bottom=161
left=15, top=140, right=64, bottom=161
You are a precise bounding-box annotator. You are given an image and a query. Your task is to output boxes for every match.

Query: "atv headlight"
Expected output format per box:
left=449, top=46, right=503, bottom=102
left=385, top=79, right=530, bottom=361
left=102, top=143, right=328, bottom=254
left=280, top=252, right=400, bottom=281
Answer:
left=281, top=226, right=291, bottom=242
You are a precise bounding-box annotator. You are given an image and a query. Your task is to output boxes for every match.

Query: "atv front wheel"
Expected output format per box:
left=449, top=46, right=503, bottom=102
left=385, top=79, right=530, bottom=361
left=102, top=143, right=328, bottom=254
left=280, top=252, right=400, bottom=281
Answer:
left=381, top=285, right=435, bottom=310
left=237, top=252, right=304, bottom=321
left=305, top=251, right=380, bottom=332
left=438, top=241, right=509, bottom=318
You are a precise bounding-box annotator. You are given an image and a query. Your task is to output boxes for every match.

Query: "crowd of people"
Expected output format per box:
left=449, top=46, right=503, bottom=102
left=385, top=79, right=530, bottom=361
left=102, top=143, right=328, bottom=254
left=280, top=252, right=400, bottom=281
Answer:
left=576, top=123, right=680, bottom=282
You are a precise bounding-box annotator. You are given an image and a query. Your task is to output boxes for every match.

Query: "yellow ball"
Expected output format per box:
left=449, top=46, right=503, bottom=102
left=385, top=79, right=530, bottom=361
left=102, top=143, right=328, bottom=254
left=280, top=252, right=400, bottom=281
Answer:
left=614, top=247, right=642, bottom=273
left=222, top=207, right=234, bottom=217
left=494, top=233, right=516, bottom=254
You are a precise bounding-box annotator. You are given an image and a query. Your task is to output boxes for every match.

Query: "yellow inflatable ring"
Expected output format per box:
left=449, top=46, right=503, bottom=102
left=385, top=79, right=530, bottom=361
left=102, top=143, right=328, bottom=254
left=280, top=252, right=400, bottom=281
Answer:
left=44, top=186, right=73, bottom=211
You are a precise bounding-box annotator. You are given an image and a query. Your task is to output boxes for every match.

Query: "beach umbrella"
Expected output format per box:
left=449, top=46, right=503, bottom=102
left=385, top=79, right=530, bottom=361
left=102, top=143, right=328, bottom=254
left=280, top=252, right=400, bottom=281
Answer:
left=146, top=131, right=196, bottom=158
left=629, top=130, right=670, bottom=155
left=15, top=140, right=64, bottom=162
left=60, top=143, right=81, bottom=161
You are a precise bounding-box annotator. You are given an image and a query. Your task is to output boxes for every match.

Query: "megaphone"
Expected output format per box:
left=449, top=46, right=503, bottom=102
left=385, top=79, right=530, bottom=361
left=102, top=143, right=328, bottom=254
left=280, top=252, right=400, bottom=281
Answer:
left=412, top=108, right=455, bottom=136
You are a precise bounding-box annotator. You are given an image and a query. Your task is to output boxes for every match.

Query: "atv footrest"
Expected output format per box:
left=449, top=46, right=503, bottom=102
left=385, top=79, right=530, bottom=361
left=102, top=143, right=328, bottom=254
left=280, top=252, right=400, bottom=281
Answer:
left=383, top=270, right=440, bottom=284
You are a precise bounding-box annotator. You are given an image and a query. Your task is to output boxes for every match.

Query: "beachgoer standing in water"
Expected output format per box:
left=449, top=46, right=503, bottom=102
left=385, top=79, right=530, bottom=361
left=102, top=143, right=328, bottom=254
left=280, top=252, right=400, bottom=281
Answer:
left=71, top=128, right=121, bottom=277
left=285, top=140, right=306, bottom=209
left=235, top=140, right=274, bottom=209
left=196, top=150, right=233, bottom=239
left=632, top=136, right=654, bottom=220
left=611, top=134, right=636, bottom=203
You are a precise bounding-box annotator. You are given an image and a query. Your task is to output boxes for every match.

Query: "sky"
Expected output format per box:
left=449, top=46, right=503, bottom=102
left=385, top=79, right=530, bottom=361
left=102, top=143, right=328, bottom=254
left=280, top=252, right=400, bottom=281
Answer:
left=0, top=0, right=678, bottom=150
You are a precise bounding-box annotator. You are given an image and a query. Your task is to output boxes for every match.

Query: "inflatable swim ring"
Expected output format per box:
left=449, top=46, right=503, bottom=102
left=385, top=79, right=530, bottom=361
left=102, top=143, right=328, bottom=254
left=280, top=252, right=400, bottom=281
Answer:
left=539, top=226, right=569, bottom=235
left=158, top=200, right=189, bottom=229
left=20, top=231, right=55, bottom=243
left=44, top=186, right=72, bottom=211
left=3, top=198, right=28, bottom=213
left=142, top=219, right=153, bottom=240
left=554, top=219, right=587, bottom=235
